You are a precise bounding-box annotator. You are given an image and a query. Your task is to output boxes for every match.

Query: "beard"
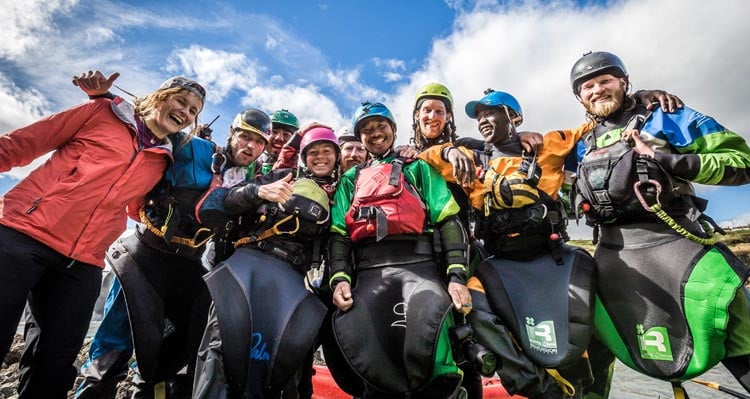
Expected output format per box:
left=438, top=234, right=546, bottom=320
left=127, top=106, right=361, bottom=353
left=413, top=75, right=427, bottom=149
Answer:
left=584, top=95, right=623, bottom=118
left=583, top=82, right=627, bottom=118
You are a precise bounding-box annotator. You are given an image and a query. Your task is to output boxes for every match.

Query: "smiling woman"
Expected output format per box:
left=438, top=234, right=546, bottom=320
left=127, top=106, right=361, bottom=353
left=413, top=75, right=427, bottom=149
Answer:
left=0, top=71, right=205, bottom=397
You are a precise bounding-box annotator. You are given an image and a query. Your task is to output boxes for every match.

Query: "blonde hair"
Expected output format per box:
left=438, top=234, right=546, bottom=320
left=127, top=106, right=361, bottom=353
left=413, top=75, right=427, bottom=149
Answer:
left=134, top=86, right=203, bottom=133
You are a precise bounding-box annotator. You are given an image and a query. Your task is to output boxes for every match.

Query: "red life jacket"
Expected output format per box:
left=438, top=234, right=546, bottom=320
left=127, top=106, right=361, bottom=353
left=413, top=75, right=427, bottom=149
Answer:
left=345, top=159, right=426, bottom=242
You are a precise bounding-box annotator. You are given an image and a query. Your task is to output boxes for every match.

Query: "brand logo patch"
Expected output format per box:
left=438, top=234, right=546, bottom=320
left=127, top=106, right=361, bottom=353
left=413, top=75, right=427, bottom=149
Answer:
left=525, top=317, right=557, bottom=354
left=637, top=324, right=673, bottom=361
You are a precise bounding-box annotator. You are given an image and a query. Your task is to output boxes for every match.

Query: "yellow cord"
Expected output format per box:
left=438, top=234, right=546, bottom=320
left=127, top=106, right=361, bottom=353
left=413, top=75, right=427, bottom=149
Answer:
left=651, top=205, right=720, bottom=246
left=160, top=204, right=173, bottom=234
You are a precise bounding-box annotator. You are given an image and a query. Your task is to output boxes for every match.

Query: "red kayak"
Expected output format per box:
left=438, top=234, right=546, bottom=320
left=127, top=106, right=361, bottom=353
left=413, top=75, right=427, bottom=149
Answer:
left=311, top=365, right=524, bottom=398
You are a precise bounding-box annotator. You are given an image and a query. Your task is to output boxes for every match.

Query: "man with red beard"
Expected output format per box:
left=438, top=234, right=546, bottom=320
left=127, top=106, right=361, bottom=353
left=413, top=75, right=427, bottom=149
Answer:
left=337, top=126, right=368, bottom=173
left=260, top=109, right=300, bottom=175
left=570, top=51, right=750, bottom=398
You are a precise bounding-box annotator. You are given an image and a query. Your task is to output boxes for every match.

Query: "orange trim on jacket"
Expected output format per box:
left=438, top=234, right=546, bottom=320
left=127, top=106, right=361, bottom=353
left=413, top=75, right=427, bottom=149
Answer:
left=0, top=98, right=173, bottom=267
left=417, top=123, right=590, bottom=210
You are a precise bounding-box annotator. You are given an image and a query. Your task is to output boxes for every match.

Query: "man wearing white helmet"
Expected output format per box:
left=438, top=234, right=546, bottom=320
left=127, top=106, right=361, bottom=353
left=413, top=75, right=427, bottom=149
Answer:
left=337, top=125, right=368, bottom=173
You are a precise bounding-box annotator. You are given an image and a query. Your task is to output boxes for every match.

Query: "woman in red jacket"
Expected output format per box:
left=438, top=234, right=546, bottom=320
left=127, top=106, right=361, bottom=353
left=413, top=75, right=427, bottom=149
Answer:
left=0, top=71, right=205, bottom=398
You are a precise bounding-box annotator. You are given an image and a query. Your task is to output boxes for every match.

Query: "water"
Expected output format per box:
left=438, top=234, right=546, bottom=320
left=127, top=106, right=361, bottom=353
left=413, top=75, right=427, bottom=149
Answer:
left=610, top=360, right=745, bottom=399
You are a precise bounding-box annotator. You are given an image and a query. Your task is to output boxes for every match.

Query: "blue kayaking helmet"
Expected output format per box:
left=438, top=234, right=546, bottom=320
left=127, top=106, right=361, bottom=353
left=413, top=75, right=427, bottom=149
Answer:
left=465, top=89, right=523, bottom=127
left=351, top=101, right=396, bottom=139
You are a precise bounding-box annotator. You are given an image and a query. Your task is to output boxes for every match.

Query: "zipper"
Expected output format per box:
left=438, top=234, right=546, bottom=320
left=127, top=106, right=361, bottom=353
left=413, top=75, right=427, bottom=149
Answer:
left=26, top=198, right=41, bottom=214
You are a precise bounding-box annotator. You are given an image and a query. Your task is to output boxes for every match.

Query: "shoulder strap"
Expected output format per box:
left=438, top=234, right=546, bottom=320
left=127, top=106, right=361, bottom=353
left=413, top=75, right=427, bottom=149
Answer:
left=389, top=158, right=404, bottom=186
left=351, top=161, right=368, bottom=187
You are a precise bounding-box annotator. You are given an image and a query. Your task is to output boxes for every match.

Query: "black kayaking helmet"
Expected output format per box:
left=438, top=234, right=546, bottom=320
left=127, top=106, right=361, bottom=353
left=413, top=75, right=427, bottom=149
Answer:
left=230, top=108, right=273, bottom=145
left=570, top=51, right=628, bottom=96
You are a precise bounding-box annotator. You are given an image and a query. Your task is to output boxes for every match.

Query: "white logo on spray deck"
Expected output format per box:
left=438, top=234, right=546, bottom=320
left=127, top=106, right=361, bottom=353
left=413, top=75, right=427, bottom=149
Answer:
left=525, top=317, right=558, bottom=354
left=643, top=331, right=667, bottom=352
left=391, top=302, right=407, bottom=328
left=637, top=324, right=673, bottom=361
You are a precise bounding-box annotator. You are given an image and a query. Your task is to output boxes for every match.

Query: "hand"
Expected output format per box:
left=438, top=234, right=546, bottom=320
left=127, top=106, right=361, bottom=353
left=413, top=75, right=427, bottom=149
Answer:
left=448, top=282, right=472, bottom=315
left=634, top=90, right=684, bottom=113
left=332, top=281, right=353, bottom=311
left=394, top=145, right=419, bottom=159
left=257, top=173, right=294, bottom=204
left=447, top=147, right=475, bottom=187
left=517, top=131, right=544, bottom=153
left=72, top=70, right=120, bottom=97
left=627, top=129, right=655, bottom=158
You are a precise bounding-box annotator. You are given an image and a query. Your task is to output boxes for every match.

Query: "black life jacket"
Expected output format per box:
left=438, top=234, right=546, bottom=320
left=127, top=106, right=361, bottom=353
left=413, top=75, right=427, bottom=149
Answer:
left=574, top=106, right=684, bottom=225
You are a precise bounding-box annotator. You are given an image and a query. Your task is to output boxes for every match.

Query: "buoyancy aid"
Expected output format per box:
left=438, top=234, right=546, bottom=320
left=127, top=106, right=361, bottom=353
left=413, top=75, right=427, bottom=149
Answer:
left=140, top=135, right=220, bottom=249
left=477, top=190, right=568, bottom=259
left=476, top=152, right=569, bottom=260
left=235, top=177, right=331, bottom=269
left=574, top=107, right=688, bottom=225
left=345, top=158, right=427, bottom=242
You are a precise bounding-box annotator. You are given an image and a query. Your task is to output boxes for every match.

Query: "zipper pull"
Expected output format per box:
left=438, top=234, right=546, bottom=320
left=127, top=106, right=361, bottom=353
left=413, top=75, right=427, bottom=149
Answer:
left=26, top=198, right=41, bottom=214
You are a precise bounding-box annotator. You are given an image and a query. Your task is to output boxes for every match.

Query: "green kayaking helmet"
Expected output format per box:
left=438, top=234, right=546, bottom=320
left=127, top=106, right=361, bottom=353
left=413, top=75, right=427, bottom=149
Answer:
left=413, top=82, right=454, bottom=113
left=570, top=51, right=628, bottom=95
left=271, top=109, right=300, bottom=133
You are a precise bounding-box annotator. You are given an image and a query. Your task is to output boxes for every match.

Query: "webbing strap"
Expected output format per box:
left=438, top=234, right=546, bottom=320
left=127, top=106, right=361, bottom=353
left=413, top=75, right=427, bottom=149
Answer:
left=545, top=368, right=576, bottom=397
left=139, top=208, right=214, bottom=248
left=234, top=212, right=300, bottom=248
left=671, top=381, right=690, bottom=399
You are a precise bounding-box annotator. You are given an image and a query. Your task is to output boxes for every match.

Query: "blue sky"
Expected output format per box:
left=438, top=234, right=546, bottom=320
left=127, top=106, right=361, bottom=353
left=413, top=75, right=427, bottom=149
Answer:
left=1, top=0, right=749, bottom=238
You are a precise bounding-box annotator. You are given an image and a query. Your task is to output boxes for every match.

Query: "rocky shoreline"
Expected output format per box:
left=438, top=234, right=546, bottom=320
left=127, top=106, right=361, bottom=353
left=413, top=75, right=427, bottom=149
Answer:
left=0, top=335, right=135, bottom=399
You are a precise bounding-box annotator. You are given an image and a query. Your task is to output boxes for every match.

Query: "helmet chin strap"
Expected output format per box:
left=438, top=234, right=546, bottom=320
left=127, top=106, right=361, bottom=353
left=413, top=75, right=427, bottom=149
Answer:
left=503, top=106, right=518, bottom=139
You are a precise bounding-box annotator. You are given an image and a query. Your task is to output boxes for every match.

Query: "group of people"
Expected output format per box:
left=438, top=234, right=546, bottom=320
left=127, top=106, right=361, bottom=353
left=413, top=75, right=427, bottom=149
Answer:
left=0, top=50, right=749, bottom=399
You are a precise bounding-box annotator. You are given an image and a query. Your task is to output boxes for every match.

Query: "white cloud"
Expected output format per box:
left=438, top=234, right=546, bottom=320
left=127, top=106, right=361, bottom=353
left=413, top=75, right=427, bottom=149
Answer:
left=167, top=45, right=264, bottom=103
left=325, top=68, right=384, bottom=107
left=0, top=0, right=78, bottom=59
left=265, top=34, right=280, bottom=50
left=241, top=84, right=347, bottom=130
left=0, top=74, right=54, bottom=180
left=0, top=74, right=51, bottom=131
left=373, top=57, right=406, bottom=71
left=84, top=26, right=116, bottom=45
left=383, top=72, right=405, bottom=83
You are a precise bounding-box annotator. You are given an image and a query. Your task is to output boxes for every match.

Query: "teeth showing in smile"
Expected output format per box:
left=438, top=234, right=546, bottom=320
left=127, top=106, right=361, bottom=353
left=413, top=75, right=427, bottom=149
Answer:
left=169, top=114, right=184, bottom=125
